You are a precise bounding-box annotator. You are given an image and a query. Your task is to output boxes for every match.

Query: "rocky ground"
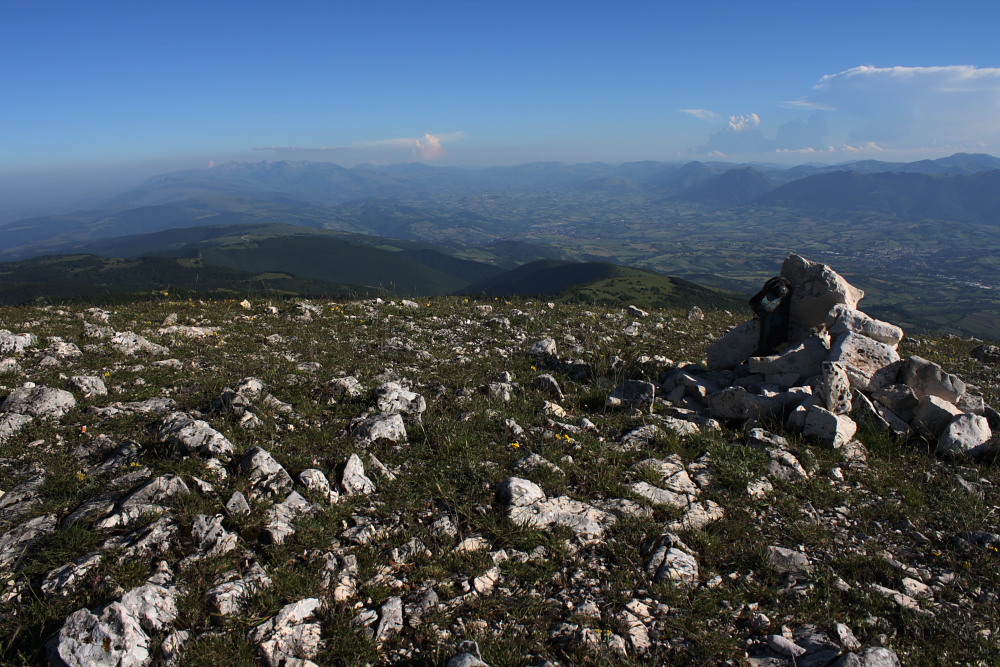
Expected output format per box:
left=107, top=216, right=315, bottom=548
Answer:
left=1, top=271, right=999, bottom=666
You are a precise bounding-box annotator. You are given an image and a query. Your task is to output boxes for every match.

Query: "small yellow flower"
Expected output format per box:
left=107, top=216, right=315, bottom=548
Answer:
left=76, top=471, right=86, bottom=481
left=510, top=442, right=521, bottom=449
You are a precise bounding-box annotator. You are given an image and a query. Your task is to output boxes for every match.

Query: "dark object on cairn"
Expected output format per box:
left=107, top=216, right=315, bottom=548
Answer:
left=750, top=276, right=792, bottom=355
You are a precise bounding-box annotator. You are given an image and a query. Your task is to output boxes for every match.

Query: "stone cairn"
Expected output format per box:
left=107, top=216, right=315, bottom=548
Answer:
left=697, top=254, right=998, bottom=458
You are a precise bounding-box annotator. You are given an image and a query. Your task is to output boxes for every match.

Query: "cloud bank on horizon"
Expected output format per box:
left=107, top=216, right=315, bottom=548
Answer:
left=688, top=65, right=1000, bottom=160
left=252, top=132, right=467, bottom=163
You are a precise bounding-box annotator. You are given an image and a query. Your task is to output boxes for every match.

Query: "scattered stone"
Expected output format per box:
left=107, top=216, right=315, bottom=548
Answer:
left=971, top=344, right=1000, bottom=364
left=938, top=413, right=993, bottom=458
left=299, top=468, right=339, bottom=504
left=899, top=355, right=966, bottom=402
left=0, top=513, right=57, bottom=570
left=191, top=514, right=238, bottom=558
left=42, top=553, right=104, bottom=596
left=0, top=330, right=37, bottom=354
left=374, top=596, right=404, bottom=642
left=1, top=384, right=76, bottom=418
left=533, top=373, right=564, bottom=399
left=0, top=412, right=32, bottom=445
left=767, top=546, right=812, bottom=577
left=340, top=453, right=376, bottom=496
left=643, top=533, right=699, bottom=589
left=241, top=447, right=294, bottom=498
left=157, top=412, right=235, bottom=459
left=375, top=382, right=426, bottom=418
left=500, top=477, right=615, bottom=538
left=52, top=602, right=150, bottom=667
left=607, top=380, right=656, bottom=409
left=354, top=413, right=407, bottom=445
left=110, top=331, right=169, bottom=356
left=225, top=491, right=250, bottom=516
left=120, top=583, right=179, bottom=633
left=205, top=563, right=273, bottom=617
left=70, top=375, right=108, bottom=397
left=250, top=598, right=324, bottom=667
left=261, top=491, right=315, bottom=545
left=328, top=376, right=364, bottom=401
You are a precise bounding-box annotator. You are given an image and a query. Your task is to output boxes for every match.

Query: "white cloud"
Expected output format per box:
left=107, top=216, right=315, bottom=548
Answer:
left=359, top=132, right=466, bottom=161
left=727, top=113, right=760, bottom=132
left=696, top=112, right=827, bottom=155
left=802, top=65, right=1000, bottom=150
left=680, top=108, right=719, bottom=120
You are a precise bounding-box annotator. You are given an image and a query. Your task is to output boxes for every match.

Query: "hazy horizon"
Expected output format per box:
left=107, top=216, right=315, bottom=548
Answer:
left=3, top=0, right=1000, bottom=217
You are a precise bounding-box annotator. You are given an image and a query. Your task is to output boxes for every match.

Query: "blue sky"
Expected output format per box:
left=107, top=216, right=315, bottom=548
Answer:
left=3, top=0, right=1000, bottom=185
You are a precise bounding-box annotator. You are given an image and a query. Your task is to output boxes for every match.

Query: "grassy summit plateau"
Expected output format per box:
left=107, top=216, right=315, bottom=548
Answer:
left=0, top=295, right=998, bottom=666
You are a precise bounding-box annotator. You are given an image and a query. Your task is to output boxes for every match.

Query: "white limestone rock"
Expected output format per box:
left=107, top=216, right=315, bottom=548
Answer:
left=70, top=375, right=108, bottom=397
left=0, top=513, right=57, bottom=570
left=205, top=563, right=272, bottom=617
left=53, top=602, right=150, bottom=667
left=514, top=495, right=615, bottom=538
left=240, top=446, right=294, bottom=498
left=748, top=334, right=829, bottom=379
left=374, top=596, right=404, bottom=643
left=298, top=468, right=338, bottom=504
left=767, top=545, right=812, bottom=577
left=261, top=491, right=315, bottom=545
left=781, top=254, right=864, bottom=328
left=120, top=583, right=178, bottom=633
left=339, top=454, right=376, bottom=496
left=938, top=413, right=993, bottom=458
left=828, top=332, right=900, bottom=391
left=0, top=412, right=32, bottom=445
left=249, top=598, right=324, bottom=667
left=628, top=456, right=700, bottom=509
left=0, top=330, right=37, bottom=354
left=819, top=361, right=853, bottom=414
left=375, top=382, right=426, bottom=417
left=157, top=412, right=235, bottom=460
left=607, top=380, right=656, bottom=409
left=530, top=337, right=558, bottom=358
left=497, top=477, right=546, bottom=507
left=120, top=475, right=190, bottom=509
left=328, top=376, right=364, bottom=402
left=42, top=553, right=104, bottom=597
left=913, top=395, right=964, bottom=437
left=802, top=405, right=857, bottom=449
left=110, top=331, right=169, bottom=356
left=706, top=386, right=786, bottom=420
left=706, top=319, right=760, bottom=371
left=354, top=413, right=407, bottom=445
left=827, top=304, right=904, bottom=346
left=899, top=355, right=966, bottom=402
left=1, top=385, right=76, bottom=419
left=643, top=533, right=699, bottom=589
left=191, top=514, right=238, bottom=558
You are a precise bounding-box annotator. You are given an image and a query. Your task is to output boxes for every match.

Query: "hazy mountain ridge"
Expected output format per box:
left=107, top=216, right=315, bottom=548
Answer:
left=2, top=153, right=999, bottom=337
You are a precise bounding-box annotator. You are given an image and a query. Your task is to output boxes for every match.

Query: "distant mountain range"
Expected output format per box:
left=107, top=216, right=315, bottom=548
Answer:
left=3, top=152, right=999, bottom=260
left=1, top=153, right=999, bottom=336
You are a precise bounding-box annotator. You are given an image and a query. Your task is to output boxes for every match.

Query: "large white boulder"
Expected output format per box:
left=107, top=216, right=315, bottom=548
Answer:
left=781, top=254, right=865, bottom=328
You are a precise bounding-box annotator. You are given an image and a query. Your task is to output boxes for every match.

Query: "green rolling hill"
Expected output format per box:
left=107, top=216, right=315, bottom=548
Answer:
left=460, top=260, right=748, bottom=312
